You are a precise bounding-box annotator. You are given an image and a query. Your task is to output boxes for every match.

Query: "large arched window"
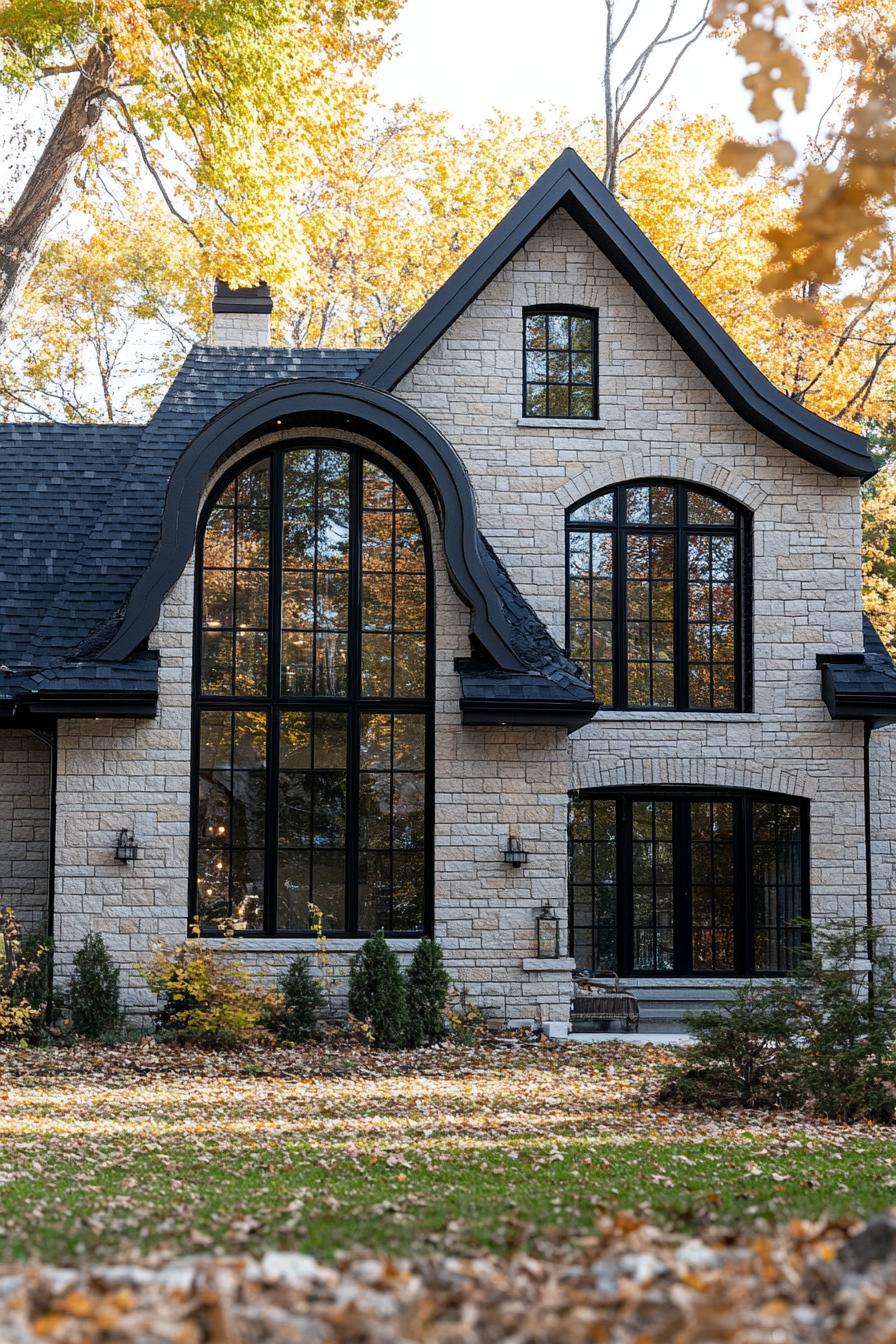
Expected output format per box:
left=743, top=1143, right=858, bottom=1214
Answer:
left=191, top=442, right=432, bottom=937
left=569, top=790, right=808, bottom=976
left=566, top=480, right=751, bottom=710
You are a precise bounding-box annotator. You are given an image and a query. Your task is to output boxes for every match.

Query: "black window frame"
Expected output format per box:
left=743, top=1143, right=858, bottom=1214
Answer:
left=189, top=438, right=436, bottom=939
left=565, top=478, right=753, bottom=711
left=522, top=305, right=599, bottom=420
left=568, top=787, right=810, bottom=977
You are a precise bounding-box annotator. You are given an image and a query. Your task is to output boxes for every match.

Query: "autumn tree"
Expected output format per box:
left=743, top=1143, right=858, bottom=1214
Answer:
left=0, top=0, right=402, bottom=347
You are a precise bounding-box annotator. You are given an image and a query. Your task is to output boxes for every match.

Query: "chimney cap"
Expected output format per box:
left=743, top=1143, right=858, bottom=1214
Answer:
left=212, top=279, right=273, bottom=315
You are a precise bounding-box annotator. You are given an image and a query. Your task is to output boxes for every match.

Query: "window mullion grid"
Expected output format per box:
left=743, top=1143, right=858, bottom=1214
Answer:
left=344, top=452, right=363, bottom=937
left=674, top=485, right=688, bottom=710
left=618, top=797, right=632, bottom=976
left=263, top=454, right=284, bottom=935
left=673, top=798, right=692, bottom=973
left=615, top=490, right=628, bottom=708
left=735, top=798, right=751, bottom=974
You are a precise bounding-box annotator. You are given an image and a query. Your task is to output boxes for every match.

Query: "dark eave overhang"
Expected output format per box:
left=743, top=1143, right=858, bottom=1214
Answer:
left=460, top=697, right=599, bottom=730
left=0, top=689, right=158, bottom=721
left=360, top=148, right=872, bottom=480
left=820, top=662, right=896, bottom=728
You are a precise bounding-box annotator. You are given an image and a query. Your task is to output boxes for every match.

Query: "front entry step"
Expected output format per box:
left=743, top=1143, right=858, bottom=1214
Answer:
left=570, top=979, right=742, bottom=1035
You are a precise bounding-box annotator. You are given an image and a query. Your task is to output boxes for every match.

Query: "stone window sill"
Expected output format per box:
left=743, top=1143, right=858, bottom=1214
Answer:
left=589, top=711, right=761, bottom=724
left=521, top=957, right=577, bottom=973
left=516, top=417, right=607, bottom=429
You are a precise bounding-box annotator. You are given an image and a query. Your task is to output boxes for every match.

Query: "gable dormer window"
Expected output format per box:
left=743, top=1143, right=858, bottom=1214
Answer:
left=523, top=307, right=597, bottom=419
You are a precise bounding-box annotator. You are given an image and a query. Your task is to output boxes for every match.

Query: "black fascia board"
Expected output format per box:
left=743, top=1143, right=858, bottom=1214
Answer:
left=461, top=697, right=599, bottom=731
left=821, top=663, right=896, bottom=726
left=360, top=148, right=872, bottom=480
left=0, top=690, right=158, bottom=720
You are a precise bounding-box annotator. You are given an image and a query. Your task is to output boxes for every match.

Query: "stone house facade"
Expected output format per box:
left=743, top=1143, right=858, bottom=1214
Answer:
left=0, top=150, right=893, bottom=1032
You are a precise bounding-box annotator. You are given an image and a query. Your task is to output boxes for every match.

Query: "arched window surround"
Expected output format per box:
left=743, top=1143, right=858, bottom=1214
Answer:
left=565, top=477, right=753, bottom=712
left=569, top=786, right=810, bottom=978
left=189, top=437, right=435, bottom=939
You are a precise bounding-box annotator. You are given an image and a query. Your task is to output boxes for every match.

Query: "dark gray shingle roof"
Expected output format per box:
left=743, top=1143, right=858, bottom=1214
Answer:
left=0, top=345, right=591, bottom=718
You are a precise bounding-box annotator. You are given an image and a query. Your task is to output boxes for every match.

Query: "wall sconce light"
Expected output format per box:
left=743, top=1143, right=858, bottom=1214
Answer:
left=536, top=903, right=560, bottom=959
left=503, top=833, right=528, bottom=867
left=115, top=829, right=139, bottom=864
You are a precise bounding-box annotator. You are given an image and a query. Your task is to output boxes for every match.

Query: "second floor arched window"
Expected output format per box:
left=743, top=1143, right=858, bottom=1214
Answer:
left=566, top=480, right=751, bottom=711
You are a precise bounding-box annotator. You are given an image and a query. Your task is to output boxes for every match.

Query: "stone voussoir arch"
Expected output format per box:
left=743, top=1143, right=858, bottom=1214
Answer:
left=570, top=753, right=817, bottom=801
left=557, top=454, right=767, bottom=515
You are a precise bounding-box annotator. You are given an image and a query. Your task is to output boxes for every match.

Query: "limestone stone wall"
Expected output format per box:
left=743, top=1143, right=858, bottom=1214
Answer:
left=0, top=730, right=51, bottom=934
left=395, top=207, right=872, bottom=932
left=871, top=724, right=896, bottom=946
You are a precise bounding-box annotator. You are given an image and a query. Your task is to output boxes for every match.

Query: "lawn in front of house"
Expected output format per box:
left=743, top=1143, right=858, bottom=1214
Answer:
left=0, top=1038, right=894, bottom=1265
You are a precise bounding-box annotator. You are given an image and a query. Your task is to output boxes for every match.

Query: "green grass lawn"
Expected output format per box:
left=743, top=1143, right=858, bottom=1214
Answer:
left=1, top=1039, right=894, bottom=1264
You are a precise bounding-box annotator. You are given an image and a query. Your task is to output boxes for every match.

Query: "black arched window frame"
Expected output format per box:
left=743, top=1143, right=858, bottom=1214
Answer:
left=565, top=478, right=753, bottom=711
left=189, top=439, right=435, bottom=938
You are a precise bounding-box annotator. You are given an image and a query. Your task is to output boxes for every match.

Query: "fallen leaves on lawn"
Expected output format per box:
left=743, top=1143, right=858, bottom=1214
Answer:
left=2, top=1215, right=896, bottom=1342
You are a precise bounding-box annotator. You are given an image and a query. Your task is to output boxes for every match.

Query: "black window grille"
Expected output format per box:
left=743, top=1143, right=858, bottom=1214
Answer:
left=523, top=308, right=597, bottom=418
left=191, top=442, right=433, bottom=937
left=566, top=480, right=751, bottom=710
left=569, top=790, right=808, bottom=976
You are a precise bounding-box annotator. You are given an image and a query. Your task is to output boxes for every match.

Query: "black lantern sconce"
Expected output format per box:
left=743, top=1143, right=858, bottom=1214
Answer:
left=115, top=829, right=139, bottom=864
left=503, top=833, right=528, bottom=867
left=536, top=903, right=560, bottom=959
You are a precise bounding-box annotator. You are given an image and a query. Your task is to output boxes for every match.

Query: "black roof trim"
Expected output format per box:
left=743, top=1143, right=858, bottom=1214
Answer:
left=460, top=697, right=599, bottom=731
left=212, top=280, right=273, bottom=315
left=360, top=148, right=872, bottom=479
left=97, top=378, right=532, bottom=671
left=820, top=617, right=896, bottom=727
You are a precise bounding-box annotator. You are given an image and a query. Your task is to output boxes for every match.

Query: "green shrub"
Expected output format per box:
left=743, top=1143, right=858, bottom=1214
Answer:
left=69, top=932, right=121, bottom=1039
left=266, top=955, right=325, bottom=1042
left=660, top=982, right=796, bottom=1109
left=11, top=926, right=52, bottom=1028
left=405, top=938, right=449, bottom=1047
left=0, top=909, right=48, bottom=1041
left=141, top=935, right=276, bottom=1047
left=347, top=929, right=406, bottom=1048
left=785, top=922, right=896, bottom=1123
left=663, top=922, right=896, bottom=1122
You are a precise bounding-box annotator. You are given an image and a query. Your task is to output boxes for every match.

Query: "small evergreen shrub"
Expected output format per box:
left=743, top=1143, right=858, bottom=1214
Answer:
left=69, top=932, right=121, bottom=1039
left=266, top=955, right=326, bottom=1042
left=405, top=938, right=449, bottom=1047
left=662, top=922, right=896, bottom=1122
left=660, top=982, right=796, bottom=1109
left=141, top=935, right=276, bottom=1047
left=347, top=929, right=406, bottom=1048
left=784, top=922, right=896, bottom=1123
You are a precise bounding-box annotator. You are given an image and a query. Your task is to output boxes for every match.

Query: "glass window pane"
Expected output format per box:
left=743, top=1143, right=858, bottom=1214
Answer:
left=569, top=492, right=613, bottom=525
left=570, top=316, right=593, bottom=350
left=571, top=386, right=594, bottom=417
left=526, top=384, right=547, bottom=416
left=547, top=384, right=570, bottom=416
left=547, top=314, right=569, bottom=348
left=752, top=803, right=804, bottom=972
left=527, top=351, right=547, bottom=381
left=525, top=314, right=546, bottom=349
left=688, top=491, right=735, bottom=526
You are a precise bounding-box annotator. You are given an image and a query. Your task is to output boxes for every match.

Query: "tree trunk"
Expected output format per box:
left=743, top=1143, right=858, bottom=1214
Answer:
left=0, top=41, right=115, bottom=350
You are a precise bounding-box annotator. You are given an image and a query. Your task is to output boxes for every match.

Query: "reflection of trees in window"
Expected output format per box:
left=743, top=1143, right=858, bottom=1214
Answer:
left=567, top=481, right=748, bottom=710
left=193, top=445, right=431, bottom=936
left=569, top=792, right=807, bottom=976
left=524, top=309, right=596, bottom=418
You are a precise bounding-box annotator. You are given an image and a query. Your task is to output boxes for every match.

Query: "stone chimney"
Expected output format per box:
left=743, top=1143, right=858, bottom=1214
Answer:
left=211, top=280, right=272, bottom=347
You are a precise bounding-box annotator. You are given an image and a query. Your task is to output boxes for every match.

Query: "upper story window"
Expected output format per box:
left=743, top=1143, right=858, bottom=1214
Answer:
left=566, top=480, right=751, bottom=711
left=193, top=443, right=432, bottom=938
left=523, top=307, right=597, bottom=418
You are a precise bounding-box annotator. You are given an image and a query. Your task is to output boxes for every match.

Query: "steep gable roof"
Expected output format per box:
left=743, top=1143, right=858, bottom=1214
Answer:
left=360, top=148, right=872, bottom=480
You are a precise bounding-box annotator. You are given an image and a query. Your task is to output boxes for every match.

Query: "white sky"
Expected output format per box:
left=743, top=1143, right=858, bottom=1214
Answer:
left=374, top=0, right=830, bottom=144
